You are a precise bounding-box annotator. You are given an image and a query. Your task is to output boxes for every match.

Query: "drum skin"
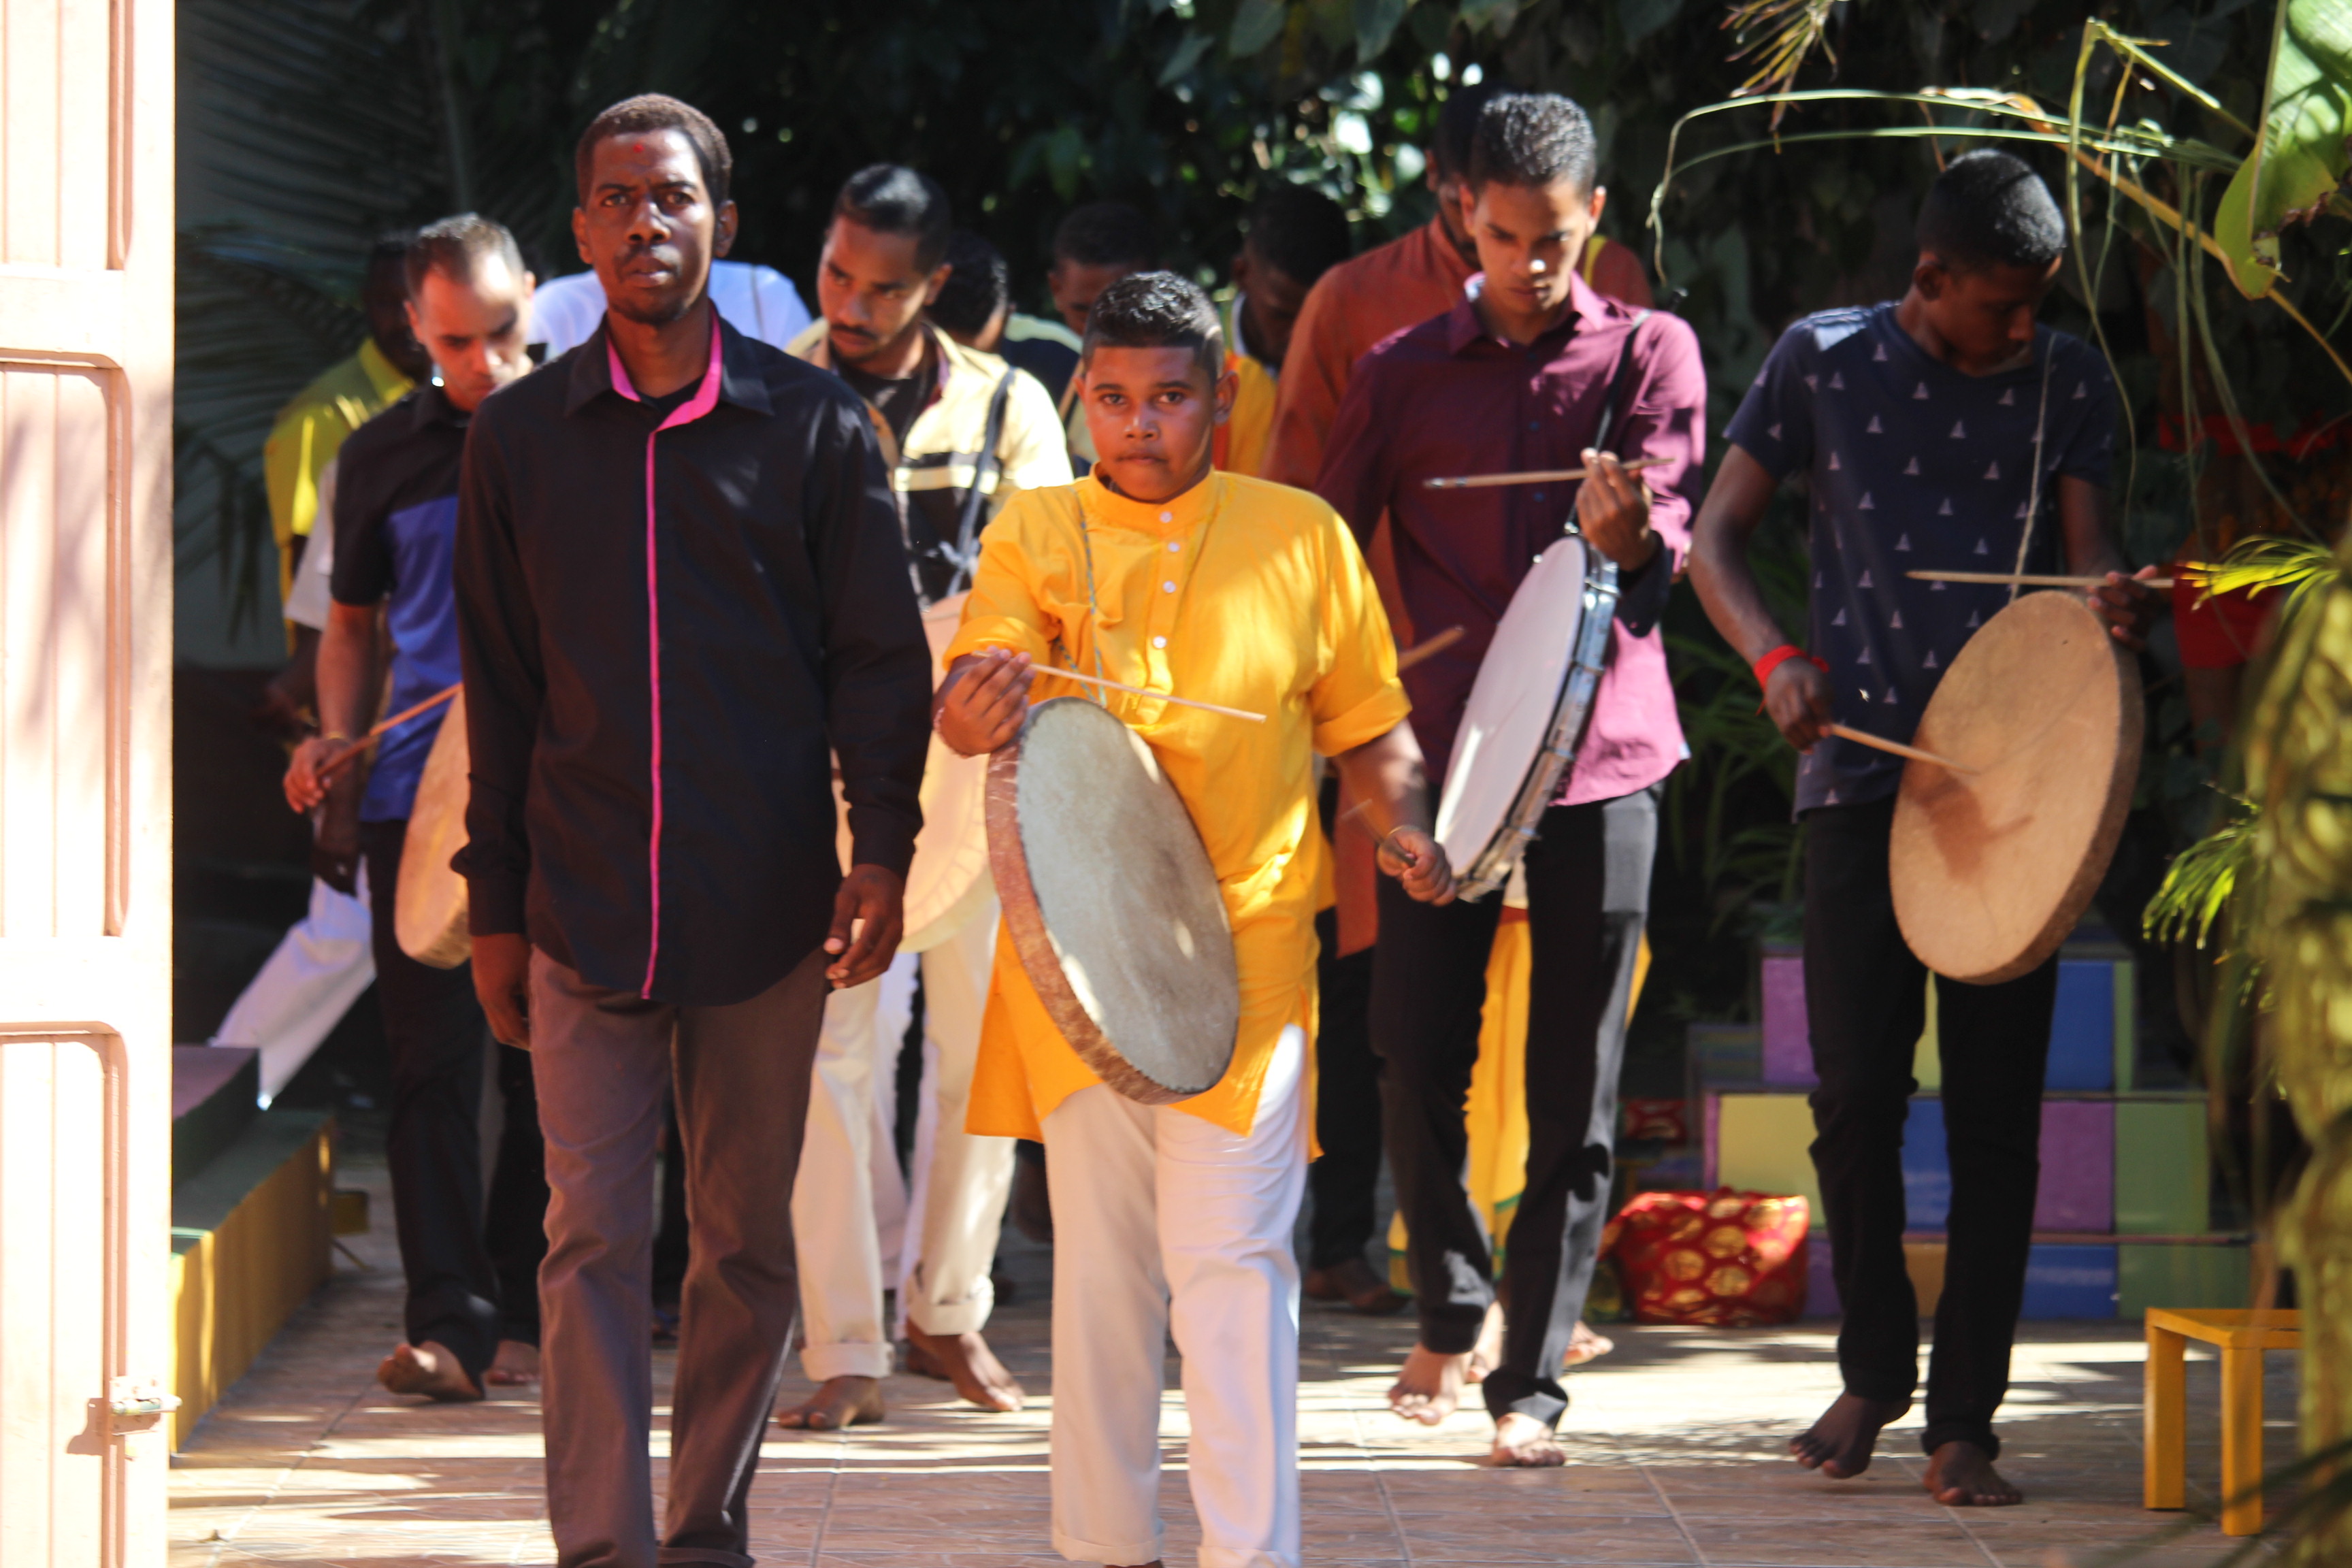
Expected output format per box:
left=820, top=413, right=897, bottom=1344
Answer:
left=1434, top=535, right=1614, bottom=900
left=395, top=687, right=473, bottom=969
left=1891, top=591, right=2142, bottom=983
left=986, top=697, right=1238, bottom=1105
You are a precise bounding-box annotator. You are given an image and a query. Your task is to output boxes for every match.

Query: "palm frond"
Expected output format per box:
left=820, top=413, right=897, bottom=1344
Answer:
left=2185, top=534, right=2345, bottom=626
left=1720, top=0, right=1837, bottom=127
left=2143, top=791, right=2261, bottom=951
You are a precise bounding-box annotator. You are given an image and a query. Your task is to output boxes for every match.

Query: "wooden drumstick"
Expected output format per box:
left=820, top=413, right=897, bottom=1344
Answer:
left=1041, top=666, right=1267, bottom=723
left=1335, top=798, right=1426, bottom=868
left=1396, top=625, right=1465, bottom=672
left=1827, top=722, right=1976, bottom=775
left=318, top=683, right=462, bottom=779
left=1423, top=456, right=1665, bottom=491
left=1906, top=569, right=2177, bottom=591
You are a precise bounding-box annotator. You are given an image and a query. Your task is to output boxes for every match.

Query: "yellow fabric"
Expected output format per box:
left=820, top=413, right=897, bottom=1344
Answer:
left=1219, top=350, right=1279, bottom=480
left=261, top=338, right=413, bottom=600
left=950, top=471, right=1410, bottom=1139
left=1389, top=929, right=1652, bottom=1286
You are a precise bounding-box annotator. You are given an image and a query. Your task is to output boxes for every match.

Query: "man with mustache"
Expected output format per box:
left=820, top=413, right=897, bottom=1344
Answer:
left=453, top=95, right=931, bottom=1568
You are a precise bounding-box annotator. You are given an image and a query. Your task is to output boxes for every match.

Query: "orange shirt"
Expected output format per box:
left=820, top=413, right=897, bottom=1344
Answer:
left=947, top=472, right=1409, bottom=1139
left=1264, top=220, right=1653, bottom=491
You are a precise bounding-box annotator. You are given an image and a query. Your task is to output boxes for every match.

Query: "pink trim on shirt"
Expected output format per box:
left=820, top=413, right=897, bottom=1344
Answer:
left=606, top=317, right=727, bottom=997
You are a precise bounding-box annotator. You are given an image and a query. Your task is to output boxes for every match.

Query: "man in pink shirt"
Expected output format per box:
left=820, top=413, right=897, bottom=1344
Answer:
left=1315, top=92, right=1706, bottom=1469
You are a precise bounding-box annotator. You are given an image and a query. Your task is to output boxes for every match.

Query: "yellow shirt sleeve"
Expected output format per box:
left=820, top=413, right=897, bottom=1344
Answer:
left=944, top=491, right=1064, bottom=670
left=1308, top=500, right=1411, bottom=757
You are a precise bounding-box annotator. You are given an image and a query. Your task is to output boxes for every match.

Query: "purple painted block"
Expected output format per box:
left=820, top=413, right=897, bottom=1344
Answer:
left=1761, top=955, right=1817, bottom=1088
left=1805, top=1232, right=1840, bottom=1319
left=2035, top=1100, right=2115, bottom=1233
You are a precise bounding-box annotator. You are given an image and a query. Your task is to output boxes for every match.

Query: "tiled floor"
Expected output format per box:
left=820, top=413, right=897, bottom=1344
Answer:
left=170, top=1158, right=2291, bottom=1565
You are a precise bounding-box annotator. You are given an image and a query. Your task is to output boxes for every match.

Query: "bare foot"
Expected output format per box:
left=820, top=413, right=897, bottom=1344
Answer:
left=1564, top=1320, right=1614, bottom=1369
left=1790, top=1392, right=1910, bottom=1478
left=774, top=1374, right=884, bottom=1431
left=1490, top=1411, right=1567, bottom=1467
left=1389, top=1343, right=1473, bottom=1426
left=377, top=1340, right=483, bottom=1403
left=483, top=1339, right=540, bottom=1387
left=1923, top=1440, right=2021, bottom=1506
left=903, top=1324, right=1026, bottom=1411
left=1465, top=1301, right=1505, bottom=1383
left=1303, top=1256, right=1407, bottom=1316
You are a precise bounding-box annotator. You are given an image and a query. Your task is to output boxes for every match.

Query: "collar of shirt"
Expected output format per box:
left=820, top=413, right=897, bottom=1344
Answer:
left=1083, top=467, right=1217, bottom=539
left=408, top=381, right=472, bottom=434
left=1441, top=271, right=1608, bottom=358
left=563, top=307, right=775, bottom=421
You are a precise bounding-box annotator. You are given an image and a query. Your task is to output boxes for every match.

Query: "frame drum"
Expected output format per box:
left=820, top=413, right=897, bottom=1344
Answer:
left=1891, top=590, right=2142, bottom=983
left=986, top=696, right=1238, bottom=1105
left=395, top=687, right=472, bottom=968
left=1435, top=536, right=1620, bottom=900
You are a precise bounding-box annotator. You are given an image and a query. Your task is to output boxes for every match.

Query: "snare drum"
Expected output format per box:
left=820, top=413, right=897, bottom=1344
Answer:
left=1434, top=536, right=1620, bottom=901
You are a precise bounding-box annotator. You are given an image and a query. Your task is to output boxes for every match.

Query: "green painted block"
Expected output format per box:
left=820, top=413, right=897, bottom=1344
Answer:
left=1912, top=973, right=1940, bottom=1093
left=1715, top=1094, right=1824, bottom=1226
left=2113, top=958, right=2137, bottom=1092
left=2117, top=1242, right=2249, bottom=1316
left=2116, top=1099, right=2209, bottom=1234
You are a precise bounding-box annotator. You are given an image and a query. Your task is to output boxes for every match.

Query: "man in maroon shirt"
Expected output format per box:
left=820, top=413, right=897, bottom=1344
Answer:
left=1315, top=92, right=1707, bottom=1467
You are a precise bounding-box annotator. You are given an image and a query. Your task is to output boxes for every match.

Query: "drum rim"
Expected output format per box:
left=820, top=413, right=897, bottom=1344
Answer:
left=1889, top=591, right=2144, bottom=983
left=1440, top=538, right=1621, bottom=901
left=985, top=697, right=1235, bottom=1106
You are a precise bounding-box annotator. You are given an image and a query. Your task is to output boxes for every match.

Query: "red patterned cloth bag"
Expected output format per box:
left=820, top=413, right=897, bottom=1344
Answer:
left=1603, top=1188, right=1810, bottom=1326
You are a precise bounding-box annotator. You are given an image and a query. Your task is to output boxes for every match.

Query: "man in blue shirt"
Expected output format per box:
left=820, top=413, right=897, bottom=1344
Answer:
left=285, top=214, right=546, bottom=1403
left=1690, top=151, right=2157, bottom=1507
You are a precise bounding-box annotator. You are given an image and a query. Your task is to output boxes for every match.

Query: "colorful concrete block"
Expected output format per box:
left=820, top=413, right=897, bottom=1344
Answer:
left=2046, top=960, right=2117, bottom=1090
left=1903, top=1097, right=1949, bottom=1232
left=2036, top=1099, right=2115, bottom=1233
left=1712, top=1093, right=1823, bottom=1226
left=2117, top=1098, right=2210, bottom=1235
left=2021, top=1243, right=2119, bottom=1319
left=2117, top=1241, right=2251, bottom=1316
left=1759, top=953, right=1814, bottom=1088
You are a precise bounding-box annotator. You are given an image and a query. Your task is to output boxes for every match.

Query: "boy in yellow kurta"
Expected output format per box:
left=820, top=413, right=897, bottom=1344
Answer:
left=936, top=273, right=1454, bottom=1568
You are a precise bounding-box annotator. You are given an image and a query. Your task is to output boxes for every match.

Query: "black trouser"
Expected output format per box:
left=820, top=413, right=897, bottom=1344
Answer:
left=1373, top=788, right=1655, bottom=1426
left=1803, top=798, right=2055, bottom=1459
left=1308, top=908, right=1381, bottom=1270
left=362, top=817, right=549, bottom=1379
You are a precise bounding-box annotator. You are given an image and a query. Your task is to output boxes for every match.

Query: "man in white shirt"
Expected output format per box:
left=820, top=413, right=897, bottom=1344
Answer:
left=528, top=257, right=812, bottom=355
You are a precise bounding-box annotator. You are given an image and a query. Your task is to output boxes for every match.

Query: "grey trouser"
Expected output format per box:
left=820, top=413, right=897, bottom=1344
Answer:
left=532, top=947, right=829, bottom=1568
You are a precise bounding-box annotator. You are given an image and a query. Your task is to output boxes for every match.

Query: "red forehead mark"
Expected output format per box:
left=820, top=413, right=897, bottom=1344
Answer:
left=632, top=142, right=646, bottom=153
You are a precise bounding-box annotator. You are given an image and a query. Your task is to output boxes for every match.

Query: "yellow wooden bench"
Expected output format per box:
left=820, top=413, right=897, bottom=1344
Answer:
left=2143, top=1307, right=2300, bottom=1537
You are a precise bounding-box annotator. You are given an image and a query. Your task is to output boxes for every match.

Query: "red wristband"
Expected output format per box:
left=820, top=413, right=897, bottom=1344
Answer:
left=1751, top=644, right=1827, bottom=690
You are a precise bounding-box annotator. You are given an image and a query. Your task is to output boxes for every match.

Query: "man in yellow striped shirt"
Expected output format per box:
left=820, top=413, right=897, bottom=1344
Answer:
left=936, top=272, right=1454, bottom=1568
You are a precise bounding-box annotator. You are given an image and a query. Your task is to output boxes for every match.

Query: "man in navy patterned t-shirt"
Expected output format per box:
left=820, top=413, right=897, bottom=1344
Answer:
left=1691, top=151, right=2157, bottom=1507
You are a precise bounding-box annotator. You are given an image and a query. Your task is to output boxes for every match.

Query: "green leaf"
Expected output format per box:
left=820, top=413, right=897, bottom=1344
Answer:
left=1229, top=0, right=1288, bottom=55
left=1158, top=29, right=1215, bottom=84
left=2221, top=0, right=2352, bottom=295
left=1354, top=0, right=1411, bottom=61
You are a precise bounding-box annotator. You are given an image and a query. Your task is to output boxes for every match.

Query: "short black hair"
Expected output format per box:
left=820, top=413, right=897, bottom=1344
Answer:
left=1052, top=201, right=1154, bottom=270
left=574, top=93, right=733, bottom=209
left=1916, top=149, right=2067, bottom=272
left=833, top=163, right=954, bottom=272
left=1467, top=92, right=1598, bottom=193
left=404, top=212, right=525, bottom=299
left=1432, top=80, right=1507, bottom=180
left=1079, top=270, right=1223, bottom=381
left=930, top=230, right=1010, bottom=336
left=1245, top=184, right=1351, bottom=290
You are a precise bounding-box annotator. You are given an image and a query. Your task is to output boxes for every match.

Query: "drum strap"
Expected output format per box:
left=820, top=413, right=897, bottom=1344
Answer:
left=2004, top=331, right=2057, bottom=605
left=1562, top=310, right=1652, bottom=532
left=945, top=368, right=1022, bottom=597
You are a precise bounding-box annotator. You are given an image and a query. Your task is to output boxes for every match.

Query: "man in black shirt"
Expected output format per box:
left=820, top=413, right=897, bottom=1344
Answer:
left=283, top=214, right=548, bottom=1405
left=453, top=95, right=930, bottom=1568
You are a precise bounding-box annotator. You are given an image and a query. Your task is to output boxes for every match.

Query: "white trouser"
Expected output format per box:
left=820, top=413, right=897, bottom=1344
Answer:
left=791, top=906, right=1013, bottom=1378
left=1043, top=1024, right=1307, bottom=1568
left=210, top=870, right=376, bottom=1104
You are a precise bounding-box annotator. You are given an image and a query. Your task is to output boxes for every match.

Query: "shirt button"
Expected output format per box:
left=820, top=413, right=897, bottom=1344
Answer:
left=1158, top=510, right=1173, bottom=523
left=1527, top=421, right=1540, bottom=431
left=1533, top=491, right=1546, bottom=502
left=1166, top=540, right=1180, bottom=552
left=1162, top=581, right=1177, bottom=593
left=1152, top=635, right=1168, bottom=649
